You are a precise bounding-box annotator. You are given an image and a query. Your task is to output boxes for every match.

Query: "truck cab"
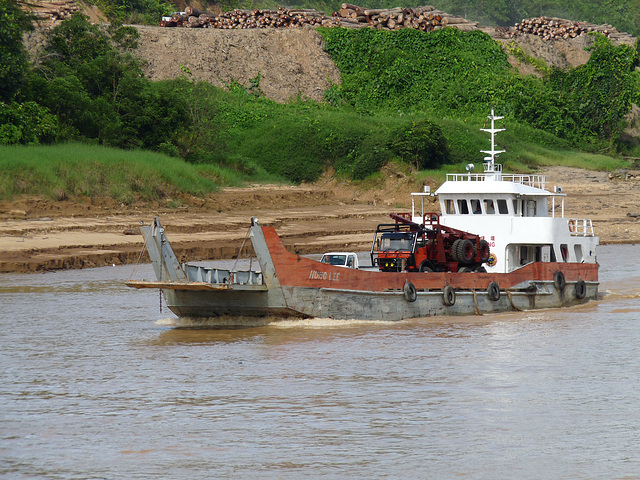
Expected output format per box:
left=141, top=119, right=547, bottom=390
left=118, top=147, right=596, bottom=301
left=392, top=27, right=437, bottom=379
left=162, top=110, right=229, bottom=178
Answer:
left=320, top=252, right=359, bottom=269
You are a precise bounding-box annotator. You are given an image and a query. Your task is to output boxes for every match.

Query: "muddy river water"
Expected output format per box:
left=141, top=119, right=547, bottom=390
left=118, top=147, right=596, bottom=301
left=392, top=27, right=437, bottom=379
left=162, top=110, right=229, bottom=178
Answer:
left=1, top=244, right=639, bottom=479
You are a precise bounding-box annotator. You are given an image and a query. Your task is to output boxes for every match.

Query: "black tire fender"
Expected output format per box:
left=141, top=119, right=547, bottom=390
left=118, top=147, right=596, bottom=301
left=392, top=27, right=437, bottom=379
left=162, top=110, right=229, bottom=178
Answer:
left=404, top=281, right=417, bottom=302
left=487, top=281, right=500, bottom=301
left=575, top=280, right=587, bottom=300
left=554, top=271, right=566, bottom=291
left=443, top=285, right=456, bottom=306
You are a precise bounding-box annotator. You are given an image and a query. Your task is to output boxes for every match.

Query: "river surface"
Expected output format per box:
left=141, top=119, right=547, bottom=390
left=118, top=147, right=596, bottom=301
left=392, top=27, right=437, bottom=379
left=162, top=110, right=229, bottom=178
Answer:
left=1, top=244, right=639, bottom=479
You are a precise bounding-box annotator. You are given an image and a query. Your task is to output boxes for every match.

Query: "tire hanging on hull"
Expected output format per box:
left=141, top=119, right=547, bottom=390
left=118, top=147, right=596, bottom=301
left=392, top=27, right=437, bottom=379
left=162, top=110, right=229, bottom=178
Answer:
left=404, top=281, right=417, bottom=302
left=443, top=285, right=456, bottom=306
left=487, top=281, right=500, bottom=301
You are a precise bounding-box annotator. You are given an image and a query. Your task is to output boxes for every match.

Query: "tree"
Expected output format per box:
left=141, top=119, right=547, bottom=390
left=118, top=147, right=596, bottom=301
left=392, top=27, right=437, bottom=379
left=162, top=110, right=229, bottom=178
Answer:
left=24, top=14, right=186, bottom=148
left=43, top=13, right=112, bottom=67
left=0, top=0, right=32, bottom=102
left=389, top=120, right=450, bottom=170
left=549, top=34, right=640, bottom=143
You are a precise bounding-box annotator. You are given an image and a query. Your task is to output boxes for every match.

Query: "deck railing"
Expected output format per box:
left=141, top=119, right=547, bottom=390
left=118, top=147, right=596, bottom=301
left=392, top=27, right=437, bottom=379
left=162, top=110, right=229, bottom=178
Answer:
left=446, top=173, right=547, bottom=190
left=186, top=264, right=264, bottom=285
left=568, top=218, right=594, bottom=237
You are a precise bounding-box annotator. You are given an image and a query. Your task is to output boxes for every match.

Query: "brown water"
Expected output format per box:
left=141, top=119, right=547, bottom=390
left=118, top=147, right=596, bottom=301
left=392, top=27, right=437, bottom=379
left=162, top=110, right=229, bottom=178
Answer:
left=1, top=244, right=639, bottom=479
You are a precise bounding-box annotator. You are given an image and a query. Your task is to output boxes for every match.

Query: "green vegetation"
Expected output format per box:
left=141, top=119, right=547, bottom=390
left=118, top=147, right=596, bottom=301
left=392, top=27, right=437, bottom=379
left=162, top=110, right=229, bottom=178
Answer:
left=425, top=0, right=640, bottom=37
left=0, top=143, right=261, bottom=203
left=322, top=27, right=511, bottom=114
left=0, top=0, right=32, bottom=102
left=219, top=99, right=450, bottom=181
left=93, top=0, right=174, bottom=25
left=504, top=41, right=551, bottom=76
left=322, top=27, right=640, bottom=151
left=1, top=2, right=639, bottom=202
left=548, top=35, right=640, bottom=144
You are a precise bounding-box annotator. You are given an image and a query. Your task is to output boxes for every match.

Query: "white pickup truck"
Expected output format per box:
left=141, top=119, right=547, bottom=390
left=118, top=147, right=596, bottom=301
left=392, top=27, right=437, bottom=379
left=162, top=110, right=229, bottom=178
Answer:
left=320, top=252, right=359, bottom=269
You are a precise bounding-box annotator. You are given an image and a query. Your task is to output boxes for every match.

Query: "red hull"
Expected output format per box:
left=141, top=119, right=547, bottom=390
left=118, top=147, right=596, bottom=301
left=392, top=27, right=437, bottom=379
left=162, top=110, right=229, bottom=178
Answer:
left=263, top=226, right=598, bottom=292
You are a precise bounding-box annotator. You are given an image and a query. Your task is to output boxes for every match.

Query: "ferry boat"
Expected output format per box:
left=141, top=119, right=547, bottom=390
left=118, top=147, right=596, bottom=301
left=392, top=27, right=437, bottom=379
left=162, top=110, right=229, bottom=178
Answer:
left=127, top=110, right=599, bottom=321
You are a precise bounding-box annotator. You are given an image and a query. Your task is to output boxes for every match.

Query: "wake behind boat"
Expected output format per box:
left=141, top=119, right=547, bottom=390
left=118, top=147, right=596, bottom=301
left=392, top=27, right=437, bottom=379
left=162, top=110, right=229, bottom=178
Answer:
left=127, top=110, right=599, bottom=321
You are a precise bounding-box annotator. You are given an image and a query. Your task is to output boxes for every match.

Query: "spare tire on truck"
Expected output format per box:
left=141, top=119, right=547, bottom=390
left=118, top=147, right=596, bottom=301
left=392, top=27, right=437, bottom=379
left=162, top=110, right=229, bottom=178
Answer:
left=455, top=239, right=475, bottom=265
left=477, top=239, right=490, bottom=263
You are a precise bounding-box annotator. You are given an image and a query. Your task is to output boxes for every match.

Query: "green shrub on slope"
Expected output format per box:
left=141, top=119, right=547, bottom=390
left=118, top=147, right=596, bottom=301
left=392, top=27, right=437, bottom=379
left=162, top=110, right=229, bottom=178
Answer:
left=321, top=27, right=510, bottom=114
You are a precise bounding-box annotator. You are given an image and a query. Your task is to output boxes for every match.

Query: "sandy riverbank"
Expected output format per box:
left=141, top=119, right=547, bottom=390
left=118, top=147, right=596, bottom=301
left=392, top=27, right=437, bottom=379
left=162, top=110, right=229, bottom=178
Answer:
left=0, top=167, right=638, bottom=274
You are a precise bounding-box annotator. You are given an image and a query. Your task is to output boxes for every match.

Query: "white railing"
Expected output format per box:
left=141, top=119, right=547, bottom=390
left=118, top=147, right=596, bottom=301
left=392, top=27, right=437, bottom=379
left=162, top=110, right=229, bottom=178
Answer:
left=186, top=264, right=264, bottom=285
left=568, top=218, right=594, bottom=237
left=446, top=173, right=547, bottom=190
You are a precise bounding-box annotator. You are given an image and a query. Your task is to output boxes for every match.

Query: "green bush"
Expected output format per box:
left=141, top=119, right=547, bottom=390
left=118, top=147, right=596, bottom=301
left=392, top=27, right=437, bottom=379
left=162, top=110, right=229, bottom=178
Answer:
left=22, top=15, right=189, bottom=150
left=547, top=34, right=640, bottom=146
left=217, top=94, right=452, bottom=182
left=94, top=0, right=175, bottom=24
left=320, top=27, right=510, bottom=114
left=0, top=102, right=58, bottom=145
left=389, top=119, right=449, bottom=170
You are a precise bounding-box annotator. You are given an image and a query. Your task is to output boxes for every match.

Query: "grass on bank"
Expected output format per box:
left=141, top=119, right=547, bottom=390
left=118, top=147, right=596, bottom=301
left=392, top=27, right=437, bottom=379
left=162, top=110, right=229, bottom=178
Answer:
left=217, top=92, right=632, bottom=185
left=0, top=143, right=284, bottom=203
left=0, top=116, right=631, bottom=204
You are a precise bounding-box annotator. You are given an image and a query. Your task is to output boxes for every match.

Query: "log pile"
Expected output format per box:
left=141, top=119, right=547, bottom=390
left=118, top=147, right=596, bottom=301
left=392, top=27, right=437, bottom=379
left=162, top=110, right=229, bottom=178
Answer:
left=609, top=169, right=640, bottom=182
left=160, top=6, right=339, bottom=29
left=159, top=4, right=478, bottom=32
left=333, top=4, right=478, bottom=32
left=23, top=0, right=81, bottom=26
left=505, top=16, right=634, bottom=42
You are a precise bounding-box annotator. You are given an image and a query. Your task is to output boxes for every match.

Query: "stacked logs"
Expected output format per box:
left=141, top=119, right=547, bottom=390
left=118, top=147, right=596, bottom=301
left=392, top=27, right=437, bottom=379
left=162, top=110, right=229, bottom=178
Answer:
left=334, top=4, right=478, bottom=32
left=159, top=4, right=478, bottom=32
left=506, top=16, right=633, bottom=41
left=23, top=0, right=81, bottom=26
left=160, top=6, right=338, bottom=29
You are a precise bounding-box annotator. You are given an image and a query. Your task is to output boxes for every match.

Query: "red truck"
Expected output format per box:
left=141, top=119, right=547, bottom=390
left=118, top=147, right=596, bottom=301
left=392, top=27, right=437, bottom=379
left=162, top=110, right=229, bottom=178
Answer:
left=371, top=213, right=490, bottom=273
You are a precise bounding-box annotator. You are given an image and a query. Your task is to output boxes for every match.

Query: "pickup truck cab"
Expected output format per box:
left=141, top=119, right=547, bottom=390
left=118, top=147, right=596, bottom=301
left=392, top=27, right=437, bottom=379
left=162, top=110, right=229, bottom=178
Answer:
left=320, top=252, right=359, bottom=269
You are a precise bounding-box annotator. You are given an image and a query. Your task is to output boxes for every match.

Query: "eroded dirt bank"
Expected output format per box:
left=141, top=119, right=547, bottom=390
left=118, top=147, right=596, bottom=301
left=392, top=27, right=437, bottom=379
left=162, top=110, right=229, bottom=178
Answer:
left=1, top=167, right=638, bottom=274
left=134, top=25, right=341, bottom=103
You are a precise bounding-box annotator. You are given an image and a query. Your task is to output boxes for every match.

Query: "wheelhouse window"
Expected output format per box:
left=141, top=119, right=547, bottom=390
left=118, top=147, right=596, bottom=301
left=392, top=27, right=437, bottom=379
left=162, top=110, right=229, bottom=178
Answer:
left=457, top=199, right=469, bottom=215
left=444, top=199, right=455, bottom=214
left=471, top=199, right=482, bottom=214
left=484, top=199, right=495, bottom=214
left=497, top=199, right=509, bottom=214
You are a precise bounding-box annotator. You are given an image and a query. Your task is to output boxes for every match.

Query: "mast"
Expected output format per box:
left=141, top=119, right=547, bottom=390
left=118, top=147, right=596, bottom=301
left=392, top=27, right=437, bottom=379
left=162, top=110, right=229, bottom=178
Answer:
left=480, top=108, right=505, bottom=179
